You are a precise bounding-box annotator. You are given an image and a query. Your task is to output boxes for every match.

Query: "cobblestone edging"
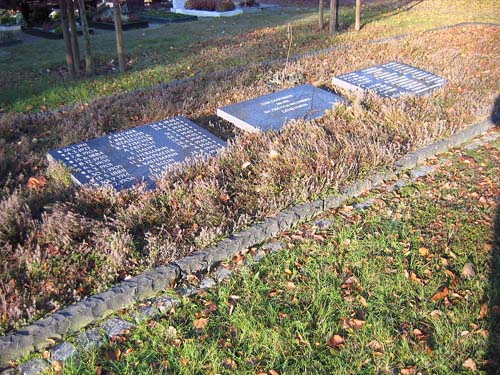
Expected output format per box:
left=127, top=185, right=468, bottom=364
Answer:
left=0, top=115, right=497, bottom=370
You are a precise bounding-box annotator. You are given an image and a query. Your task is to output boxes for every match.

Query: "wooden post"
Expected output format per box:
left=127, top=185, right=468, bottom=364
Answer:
left=355, top=0, right=361, bottom=31
left=329, top=0, right=338, bottom=34
left=318, top=0, right=324, bottom=30
left=67, top=0, right=81, bottom=73
left=113, top=0, right=126, bottom=72
left=77, top=0, right=93, bottom=74
left=58, top=0, right=76, bottom=79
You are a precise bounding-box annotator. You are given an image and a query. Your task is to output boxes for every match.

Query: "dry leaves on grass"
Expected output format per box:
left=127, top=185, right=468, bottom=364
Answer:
left=327, top=334, right=345, bottom=348
left=193, top=317, right=209, bottom=329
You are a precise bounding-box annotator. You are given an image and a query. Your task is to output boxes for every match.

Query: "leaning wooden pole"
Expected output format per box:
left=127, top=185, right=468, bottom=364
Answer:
left=112, top=0, right=126, bottom=72
left=318, top=0, right=324, bottom=30
left=58, top=0, right=76, bottom=79
left=355, top=0, right=361, bottom=31
left=77, top=0, right=93, bottom=74
left=67, top=0, right=81, bottom=73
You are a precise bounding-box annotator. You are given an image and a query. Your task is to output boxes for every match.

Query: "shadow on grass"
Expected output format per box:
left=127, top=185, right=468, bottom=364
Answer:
left=337, top=0, right=423, bottom=31
left=487, top=95, right=499, bottom=374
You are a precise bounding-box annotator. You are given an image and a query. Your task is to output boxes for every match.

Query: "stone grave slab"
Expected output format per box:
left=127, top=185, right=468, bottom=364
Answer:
left=331, top=62, right=446, bottom=98
left=217, top=84, right=345, bottom=132
left=47, top=116, right=226, bottom=191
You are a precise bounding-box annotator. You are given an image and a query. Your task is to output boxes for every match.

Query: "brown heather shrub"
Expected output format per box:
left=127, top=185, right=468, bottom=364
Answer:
left=185, top=0, right=235, bottom=11
left=0, top=24, right=498, bottom=334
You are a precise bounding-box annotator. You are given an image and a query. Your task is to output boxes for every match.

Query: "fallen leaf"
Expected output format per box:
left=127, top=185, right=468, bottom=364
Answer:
left=327, top=334, right=345, bottom=348
left=431, top=287, right=449, bottom=301
left=124, top=347, right=135, bottom=356
left=341, top=318, right=365, bottom=330
left=430, top=310, right=443, bottom=318
left=193, top=318, right=208, bottom=329
left=478, top=303, right=488, bottom=319
left=180, top=358, right=189, bottom=366
left=367, top=339, right=384, bottom=352
left=462, top=263, right=476, bottom=279
left=220, top=193, right=230, bottom=203
left=286, top=281, right=296, bottom=290
left=27, top=176, right=47, bottom=189
left=223, top=358, right=238, bottom=369
left=462, top=358, right=477, bottom=371
left=400, top=366, right=417, bottom=375
left=269, top=370, right=280, bottom=375
left=418, top=247, right=429, bottom=256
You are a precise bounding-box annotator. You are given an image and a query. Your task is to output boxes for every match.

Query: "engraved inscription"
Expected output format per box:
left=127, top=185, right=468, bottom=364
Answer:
left=47, top=116, right=226, bottom=191
left=333, top=62, right=446, bottom=98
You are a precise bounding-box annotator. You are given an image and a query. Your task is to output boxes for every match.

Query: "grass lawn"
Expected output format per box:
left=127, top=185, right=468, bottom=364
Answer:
left=54, top=131, right=500, bottom=374
left=0, top=0, right=498, bottom=112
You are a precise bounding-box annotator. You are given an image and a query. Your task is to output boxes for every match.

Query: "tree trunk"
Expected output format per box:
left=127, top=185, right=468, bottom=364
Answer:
left=355, top=0, right=361, bottom=31
left=329, top=0, right=338, bottom=34
left=58, top=0, right=76, bottom=79
left=318, top=0, right=324, bottom=30
left=112, top=0, right=126, bottom=72
left=77, top=0, right=93, bottom=74
left=67, top=0, right=81, bottom=73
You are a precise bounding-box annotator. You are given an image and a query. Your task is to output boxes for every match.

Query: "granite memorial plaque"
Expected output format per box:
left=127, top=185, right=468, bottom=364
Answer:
left=331, top=62, right=446, bottom=98
left=47, top=116, right=226, bottom=190
left=216, top=84, right=345, bottom=132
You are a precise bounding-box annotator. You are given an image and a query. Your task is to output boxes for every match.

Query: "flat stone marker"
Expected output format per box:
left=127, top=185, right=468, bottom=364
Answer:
left=47, top=116, right=226, bottom=191
left=217, top=84, right=344, bottom=132
left=331, top=62, right=446, bottom=98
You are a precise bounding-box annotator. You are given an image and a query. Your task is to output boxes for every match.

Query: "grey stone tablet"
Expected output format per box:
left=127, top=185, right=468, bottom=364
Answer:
left=331, top=62, right=446, bottom=98
left=217, top=84, right=345, bottom=132
left=47, top=116, right=226, bottom=191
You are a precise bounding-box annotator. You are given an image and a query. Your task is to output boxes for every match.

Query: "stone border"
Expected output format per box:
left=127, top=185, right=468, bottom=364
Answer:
left=0, top=114, right=497, bottom=368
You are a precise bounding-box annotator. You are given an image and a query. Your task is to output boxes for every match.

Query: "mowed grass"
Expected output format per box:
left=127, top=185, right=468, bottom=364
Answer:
left=53, top=133, right=500, bottom=375
left=0, top=0, right=498, bottom=112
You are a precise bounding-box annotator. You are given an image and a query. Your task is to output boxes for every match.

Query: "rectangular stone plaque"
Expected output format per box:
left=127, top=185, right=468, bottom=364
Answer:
left=216, top=84, right=345, bottom=132
left=47, top=116, right=226, bottom=191
left=331, top=62, right=446, bottom=98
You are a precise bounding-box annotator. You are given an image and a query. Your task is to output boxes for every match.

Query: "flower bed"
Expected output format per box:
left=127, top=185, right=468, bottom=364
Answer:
left=88, top=19, right=149, bottom=30
left=21, top=25, right=92, bottom=39
left=0, top=24, right=498, bottom=336
left=90, top=11, right=149, bottom=30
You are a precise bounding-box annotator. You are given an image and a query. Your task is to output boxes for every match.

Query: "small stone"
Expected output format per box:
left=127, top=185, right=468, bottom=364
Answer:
left=354, top=199, right=374, bottom=210
left=199, top=277, right=217, bottom=289
left=262, top=241, right=285, bottom=253
left=101, top=318, right=134, bottom=338
left=176, top=286, right=199, bottom=297
left=464, top=140, right=482, bottom=150
left=213, top=267, right=233, bottom=282
left=19, top=359, right=50, bottom=375
left=411, top=166, right=436, bottom=179
left=49, top=342, right=77, bottom=363
left=133, top=305, right=159, bottom=322
left=77, top=328, right=104, bottom=349
left=252, top=250, right=267, bottom=262
left=0, top=368, right=17, bottom=375
left=315, top=219, right=333, bottom=229
left=154, top=296, right=179, bottom=313
left=394, top=179, right=408, bottom=188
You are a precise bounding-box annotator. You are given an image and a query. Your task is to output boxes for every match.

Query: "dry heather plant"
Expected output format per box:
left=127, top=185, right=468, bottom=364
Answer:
left=0, top=24, right=498, bottom=334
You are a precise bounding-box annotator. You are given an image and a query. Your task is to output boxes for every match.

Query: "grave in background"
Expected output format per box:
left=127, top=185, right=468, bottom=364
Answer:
left=217, top=84, right=345, bottom=132
left=47, top=116, right=226, bottom=191
left=331, top=62, right=446, bottom=98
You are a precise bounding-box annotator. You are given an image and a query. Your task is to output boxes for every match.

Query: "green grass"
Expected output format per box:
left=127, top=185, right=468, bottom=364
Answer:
left=51, top=134, right=500, bottom=374
left=0, top=0, right=498, bottom=112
